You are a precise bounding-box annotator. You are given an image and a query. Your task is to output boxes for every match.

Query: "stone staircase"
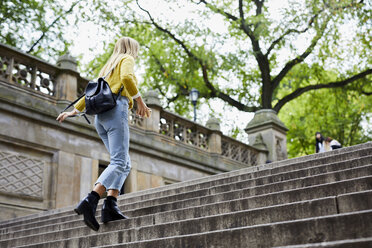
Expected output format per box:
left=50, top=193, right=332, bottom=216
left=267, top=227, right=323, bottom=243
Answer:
left=0, top=142, right=371, bottom=248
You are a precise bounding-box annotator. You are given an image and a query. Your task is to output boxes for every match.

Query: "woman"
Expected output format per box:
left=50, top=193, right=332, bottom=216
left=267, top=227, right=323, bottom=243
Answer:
left=315, top=132, right=325, bottom=153
left=56, top=37, right=151, bottom=231
left=325, top=137, right=342, bottom=150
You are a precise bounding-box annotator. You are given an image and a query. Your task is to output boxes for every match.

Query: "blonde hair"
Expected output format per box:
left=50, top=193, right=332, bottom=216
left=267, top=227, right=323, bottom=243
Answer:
left=98, top=37, right=139, bottom=77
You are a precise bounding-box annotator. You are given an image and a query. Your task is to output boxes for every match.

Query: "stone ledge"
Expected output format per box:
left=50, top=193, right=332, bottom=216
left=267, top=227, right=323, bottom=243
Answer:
left=0, top=83, right=249, bottom=175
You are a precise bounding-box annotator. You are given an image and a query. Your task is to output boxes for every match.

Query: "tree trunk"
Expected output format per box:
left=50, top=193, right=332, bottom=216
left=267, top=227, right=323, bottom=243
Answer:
left=262, top=81, right=273, bottom=109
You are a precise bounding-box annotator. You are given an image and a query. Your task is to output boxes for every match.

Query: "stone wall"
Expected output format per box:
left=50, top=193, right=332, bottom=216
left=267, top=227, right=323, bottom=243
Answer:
left=0, top=43, right=267, bottom=221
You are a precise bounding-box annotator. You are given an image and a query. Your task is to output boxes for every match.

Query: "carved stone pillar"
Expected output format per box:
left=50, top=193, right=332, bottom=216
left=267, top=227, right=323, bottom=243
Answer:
left=55, top=53, right=79, bottom=101
left=142, top=89, right=162, bottom=132
left=206, top=117, right=222, bottom=154
left=245, top=109, right=288, bottom=162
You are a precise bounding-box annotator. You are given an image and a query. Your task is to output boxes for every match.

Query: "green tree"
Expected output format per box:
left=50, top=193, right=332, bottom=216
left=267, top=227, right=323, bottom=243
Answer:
left=98, top=0, right=371, bottom=116
left=80, top=0, right=371, bottom=157
left=0, top=0, right=81, bottom=59
left=280, top=88, right=371, bottom=157
left=278, top=64, right=371, bottom=157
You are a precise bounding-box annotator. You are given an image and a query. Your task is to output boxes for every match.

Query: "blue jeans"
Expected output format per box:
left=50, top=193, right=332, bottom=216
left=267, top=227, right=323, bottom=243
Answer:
left=94, top=95, right=131, bottom=193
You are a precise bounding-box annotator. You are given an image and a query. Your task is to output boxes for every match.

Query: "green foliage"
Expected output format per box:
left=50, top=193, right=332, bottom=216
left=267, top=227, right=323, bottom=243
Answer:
left=279, top=86, right=371, bottom=158
left=81, top=0, right=370, bottom=155
left=0, top=0, right=79, bottom=60
left=2, top=0, right=370, bottom=156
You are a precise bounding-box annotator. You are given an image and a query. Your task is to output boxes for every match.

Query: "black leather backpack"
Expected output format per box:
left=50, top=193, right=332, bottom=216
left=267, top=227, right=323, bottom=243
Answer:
left=60, top=65, right=123, bottom=124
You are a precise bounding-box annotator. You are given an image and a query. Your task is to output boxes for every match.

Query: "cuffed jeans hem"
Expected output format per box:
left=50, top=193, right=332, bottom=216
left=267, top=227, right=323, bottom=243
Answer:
left=94, top=181, right=121, bottom=192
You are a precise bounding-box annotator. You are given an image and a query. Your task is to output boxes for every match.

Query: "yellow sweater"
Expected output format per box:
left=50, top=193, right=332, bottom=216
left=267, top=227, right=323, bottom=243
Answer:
left=74, top=55, right=140, bottom=112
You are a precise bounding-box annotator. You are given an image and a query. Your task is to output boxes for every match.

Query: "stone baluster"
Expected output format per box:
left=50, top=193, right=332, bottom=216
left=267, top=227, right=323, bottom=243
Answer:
left=206, top=117, right=222, bottom=154
left=142, top=89, right=162, bottom=132
left=55, top=53, right=79, bottom=101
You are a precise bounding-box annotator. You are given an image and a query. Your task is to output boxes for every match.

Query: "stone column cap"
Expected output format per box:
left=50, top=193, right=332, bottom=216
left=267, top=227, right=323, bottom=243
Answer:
left=245, top=109, right=288, bottom=133
left=143, top=89, right=162, bottom=109
left=56, top=53, right=78, bottom=71
left=206, top=117, right=221, bottom=131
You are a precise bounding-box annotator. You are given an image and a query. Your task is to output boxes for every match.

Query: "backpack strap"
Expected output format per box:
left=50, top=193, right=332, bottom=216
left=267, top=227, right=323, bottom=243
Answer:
left=67, top=112, right=91, bottom=124
left=60, top=93, right=85, bottom=113
left=60, top=93, right=91, bottom=124
left=102, top=65, right=116, bottom=80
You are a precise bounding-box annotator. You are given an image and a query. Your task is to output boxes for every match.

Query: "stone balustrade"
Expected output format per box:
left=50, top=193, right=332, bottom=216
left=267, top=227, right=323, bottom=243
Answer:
left=0, top=44, right=58, bottom=98
left=0, top=43, right=271, bottom=220
left=221, top=136, right=259, bottom=166
left=0, top=43, right=266, bottom=166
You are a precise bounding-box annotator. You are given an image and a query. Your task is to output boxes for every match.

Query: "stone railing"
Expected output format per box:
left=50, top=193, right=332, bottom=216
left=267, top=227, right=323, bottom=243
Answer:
left=159, top=110, right=209, bottom=150
left=0, top=43, right=89, bottom=102
left=133, top=90, right=267, bottom=165
left=0, top=43, right=267, bottom=166
left=0, top=44, right=58, bottom=98
left=221, top=136, right=259, bottom=166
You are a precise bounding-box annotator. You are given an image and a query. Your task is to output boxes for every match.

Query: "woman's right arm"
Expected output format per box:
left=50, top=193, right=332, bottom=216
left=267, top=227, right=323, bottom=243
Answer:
left=120, top=56, right=151, bottom=118
left=120, top=56, right=140, bottom=98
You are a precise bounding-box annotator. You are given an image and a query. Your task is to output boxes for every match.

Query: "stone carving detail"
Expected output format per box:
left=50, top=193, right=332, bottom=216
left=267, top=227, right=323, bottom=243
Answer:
left=0, top=151, right=44, bottom=198
left=276, top=137, right=285, bottom=161
left=159, top=113, right=209, bottom=150
left=222, top=138, right=258, bottom=166
left=0, top=55, right=56, bottom=96
left=129, top=104, right=144, bottom=128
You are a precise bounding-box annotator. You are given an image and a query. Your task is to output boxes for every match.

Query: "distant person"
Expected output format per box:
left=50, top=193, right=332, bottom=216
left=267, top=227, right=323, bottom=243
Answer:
left=325, top=137, right=342, bottom=150
left=315, top=132, right=325, bottom=153
left=57, top=37, right=151, bottom=231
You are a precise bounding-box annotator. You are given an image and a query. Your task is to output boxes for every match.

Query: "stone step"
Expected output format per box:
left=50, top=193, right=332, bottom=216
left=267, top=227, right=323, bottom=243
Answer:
left=1, top=161, right=371, bottom=237
left=1, top=155, right=370, bottom=237
left=116, top=148, right=372, bottom=205
left=2, top=175, right=372, bottom=247
left=0, top=142, right=370, bottom=248
left=119, top=162, right=372, bottom=212
left=128, top=175, right=372, bottom=221
left=95, top=210, right=372, bottom=248
left=337, top=188, right=372, bottom=213
left=7, top=185, right=372, bottom=240
left=0, top=144, right=369, bottom=228
left=2, top=197, right=337, bottom=247
left=1, top=152, right=370, bottom=232
left=4, top=181, right=372, bottom=241
left=18, top=209, right=372, bottom=248
left=274, top=237, right=372, bottom=248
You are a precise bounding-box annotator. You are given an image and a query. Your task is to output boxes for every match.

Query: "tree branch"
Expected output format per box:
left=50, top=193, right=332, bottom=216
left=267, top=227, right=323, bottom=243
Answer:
left=197, top=0, right=266, bottom=73
left=217, top=91, right=260, bottom=112
left=271, top=15, right=331, bottom=90
left=138, top=0, right=259, bottom=112
left=273, top=68, right=372, bottom=112
left=201, top=65, right=260, bottom=112
left=266, top=12, right=321, bottom=57
left=197, top=0, right=238, bottom=21
left=361, top=90, right=372, bottom=96
left=136, top=0, right=198, bottom=61
left=27, top=0, right=81, bottom=53
left=271, top=1, right=365, bottom=90
left=148, top=48, right=189, bottom=96
left=238, top=0, right=244, bottom=21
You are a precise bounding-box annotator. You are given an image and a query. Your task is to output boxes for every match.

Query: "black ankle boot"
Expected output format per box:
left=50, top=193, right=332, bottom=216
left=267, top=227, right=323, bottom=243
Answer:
left=74, top=192, right=100, bottom=231
left=101, top=196, right=128, bottom=223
